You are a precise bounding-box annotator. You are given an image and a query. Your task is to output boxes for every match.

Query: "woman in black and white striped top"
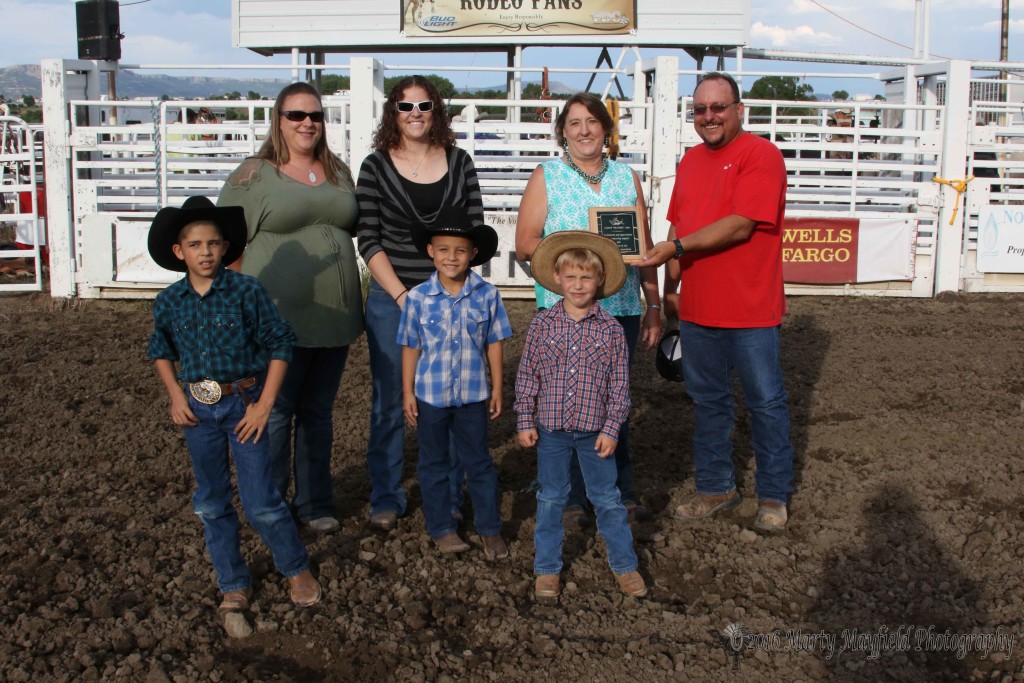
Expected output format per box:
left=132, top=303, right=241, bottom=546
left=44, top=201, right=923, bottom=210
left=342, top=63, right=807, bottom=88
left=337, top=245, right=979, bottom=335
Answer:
left=355, top=75, right=484, bottom=531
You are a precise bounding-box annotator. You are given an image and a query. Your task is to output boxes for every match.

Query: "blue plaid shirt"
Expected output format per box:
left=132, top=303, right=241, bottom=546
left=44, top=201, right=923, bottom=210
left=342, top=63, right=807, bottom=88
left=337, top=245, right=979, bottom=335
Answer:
left=147, top=267, right=295, bottom=383
left=396, top=270, right=512, bottom=408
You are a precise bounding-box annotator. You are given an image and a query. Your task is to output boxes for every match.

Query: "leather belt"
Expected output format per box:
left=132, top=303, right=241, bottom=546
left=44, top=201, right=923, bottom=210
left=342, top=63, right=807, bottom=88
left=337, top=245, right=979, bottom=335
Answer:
left=188, top=376, right=257, bottom=405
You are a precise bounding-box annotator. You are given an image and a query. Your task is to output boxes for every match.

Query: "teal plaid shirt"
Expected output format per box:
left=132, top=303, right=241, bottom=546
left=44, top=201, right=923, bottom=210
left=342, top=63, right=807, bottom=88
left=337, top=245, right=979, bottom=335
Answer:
left=147, top=267, right=295, bottom=382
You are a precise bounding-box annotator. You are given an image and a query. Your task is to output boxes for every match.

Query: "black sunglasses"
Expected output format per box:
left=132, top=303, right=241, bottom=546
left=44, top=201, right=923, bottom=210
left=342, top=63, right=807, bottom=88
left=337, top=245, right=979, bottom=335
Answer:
left=281, top=110, right=325, bottom=123
left=692, top=102, right=737, bottom=116
left=396, top=100, right=433, bottom=113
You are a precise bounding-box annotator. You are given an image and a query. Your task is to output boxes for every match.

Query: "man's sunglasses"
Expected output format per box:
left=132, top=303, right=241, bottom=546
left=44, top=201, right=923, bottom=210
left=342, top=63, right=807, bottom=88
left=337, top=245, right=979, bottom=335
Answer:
left=396, top=100, right=434, bottom=113
left=281, top=110, right=325, bottom=123
left=692, top=102, right=737, bottom=116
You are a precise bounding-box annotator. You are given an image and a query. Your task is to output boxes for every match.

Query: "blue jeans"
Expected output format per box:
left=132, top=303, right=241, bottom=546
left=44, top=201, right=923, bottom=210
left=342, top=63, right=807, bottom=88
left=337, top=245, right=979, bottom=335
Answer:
left=449, top=434, right=466, bottom=516
left=679, top=322, right=794, bottom=504
left=567, top=314, right=639, bottom=508
left=182, top=380, right=309, bottom=594
left=534, top=428, right=638, bottom=576
left=416, top=400, right=501, bottom=538
left=365, top=280, right=409, bottom=516
left=269, top=346, right=348, bottom=521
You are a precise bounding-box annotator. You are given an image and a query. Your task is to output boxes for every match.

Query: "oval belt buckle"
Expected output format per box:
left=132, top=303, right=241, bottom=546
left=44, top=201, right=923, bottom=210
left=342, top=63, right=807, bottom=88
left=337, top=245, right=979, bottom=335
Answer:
left=189, top=379, right=222, bottom=405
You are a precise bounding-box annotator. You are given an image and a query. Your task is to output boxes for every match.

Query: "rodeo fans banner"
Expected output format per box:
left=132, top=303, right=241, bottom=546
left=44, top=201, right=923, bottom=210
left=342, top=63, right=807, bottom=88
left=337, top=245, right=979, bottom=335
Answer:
left=782, top=217, right=917, bottom=284
left=401, top=0, right=636, bottom=37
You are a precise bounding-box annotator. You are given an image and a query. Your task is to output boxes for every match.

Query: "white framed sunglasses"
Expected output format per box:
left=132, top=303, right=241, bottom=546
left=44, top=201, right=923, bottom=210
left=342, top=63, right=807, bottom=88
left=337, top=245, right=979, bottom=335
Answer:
left=396, top=100, right=433, bottom=113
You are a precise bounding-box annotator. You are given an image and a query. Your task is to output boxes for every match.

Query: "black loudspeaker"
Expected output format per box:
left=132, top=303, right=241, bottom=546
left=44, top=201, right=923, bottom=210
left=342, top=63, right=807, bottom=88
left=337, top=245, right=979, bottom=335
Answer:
left=76, top=0, right=122, bottom=60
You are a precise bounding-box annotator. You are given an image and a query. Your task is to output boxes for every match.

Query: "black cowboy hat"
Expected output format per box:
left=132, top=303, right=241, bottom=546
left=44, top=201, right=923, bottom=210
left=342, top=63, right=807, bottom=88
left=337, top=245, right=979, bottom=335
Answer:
left=410, top=207, right=499, bottom=267
left=655, top=329, right=685, bottom=383
left=147, top=196, right=247, bottom=272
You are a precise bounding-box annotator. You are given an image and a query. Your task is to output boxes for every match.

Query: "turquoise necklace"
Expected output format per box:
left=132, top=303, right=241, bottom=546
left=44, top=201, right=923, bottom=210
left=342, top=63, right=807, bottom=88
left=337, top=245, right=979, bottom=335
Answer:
left=563, top=152, right=609, bottom=185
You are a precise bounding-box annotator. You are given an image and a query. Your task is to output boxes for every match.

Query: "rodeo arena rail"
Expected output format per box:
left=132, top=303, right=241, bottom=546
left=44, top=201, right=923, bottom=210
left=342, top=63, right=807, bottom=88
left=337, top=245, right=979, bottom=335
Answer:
left=12, top=54, right=1024, bottom=299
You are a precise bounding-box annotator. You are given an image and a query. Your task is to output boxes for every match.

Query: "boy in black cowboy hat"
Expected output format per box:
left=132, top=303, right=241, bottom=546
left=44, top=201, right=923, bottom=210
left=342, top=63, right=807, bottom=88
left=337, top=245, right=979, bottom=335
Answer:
left=396, top=207, right=512, bottom=559
left=146, top=195, right=321, bottom=611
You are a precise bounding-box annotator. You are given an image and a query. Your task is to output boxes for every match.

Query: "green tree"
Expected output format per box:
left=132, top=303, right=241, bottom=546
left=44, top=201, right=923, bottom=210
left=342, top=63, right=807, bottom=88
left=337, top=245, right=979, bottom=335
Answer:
left=743, top=76, right=815, bottom=120
left=744, top=76, right=814, bottom=102
left=22, top=95, right=35, bottom=107
left=874, top=94, right=886, bottom=101
left=247, top=91, right=261, bottom=100
left=832, top=89, right=849, bottom=101
left=320, top=74, right=351, bottom=94
left=522, top=82, right=544, bottom=99
left=384, top=74, right=456, bottom=100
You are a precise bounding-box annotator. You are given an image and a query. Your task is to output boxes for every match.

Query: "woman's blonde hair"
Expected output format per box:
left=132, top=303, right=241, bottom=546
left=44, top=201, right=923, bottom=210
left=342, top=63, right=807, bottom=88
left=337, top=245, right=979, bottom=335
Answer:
left=256, top=82, right=352, bottom=186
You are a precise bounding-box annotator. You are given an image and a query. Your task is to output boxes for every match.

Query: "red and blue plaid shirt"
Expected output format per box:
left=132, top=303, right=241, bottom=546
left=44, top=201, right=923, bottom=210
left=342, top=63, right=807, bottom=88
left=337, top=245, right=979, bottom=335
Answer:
left=514, top=300, right=630, bottom=441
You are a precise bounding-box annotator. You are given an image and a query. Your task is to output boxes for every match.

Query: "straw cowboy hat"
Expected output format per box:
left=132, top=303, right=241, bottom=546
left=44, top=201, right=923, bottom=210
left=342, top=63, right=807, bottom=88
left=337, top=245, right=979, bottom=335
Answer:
left=530, top=230, right=627, bottom=299
left=411, top=206, right=499, bottom=267
left=147, top=196, right=247, bottom=272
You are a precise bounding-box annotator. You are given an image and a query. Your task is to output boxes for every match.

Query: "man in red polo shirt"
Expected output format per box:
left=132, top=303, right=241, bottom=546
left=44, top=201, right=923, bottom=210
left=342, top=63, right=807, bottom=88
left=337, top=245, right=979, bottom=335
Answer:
left=641, top=72, right=794, bottom=531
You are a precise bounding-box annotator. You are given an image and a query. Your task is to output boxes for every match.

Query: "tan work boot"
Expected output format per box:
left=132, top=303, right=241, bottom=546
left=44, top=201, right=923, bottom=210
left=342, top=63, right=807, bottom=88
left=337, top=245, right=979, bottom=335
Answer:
left=755, top=500, right=788, bottom=532
left=673, top=490, right=741, bottom=521
left=434, top=532, right=470, bottom=553
left=482, top=534, right=509, bottom=560
left=288, top=571, right=322, bottom=607
left=615, top=571, right=648, bottom=598
left=535, top=574, right=561, bottom=598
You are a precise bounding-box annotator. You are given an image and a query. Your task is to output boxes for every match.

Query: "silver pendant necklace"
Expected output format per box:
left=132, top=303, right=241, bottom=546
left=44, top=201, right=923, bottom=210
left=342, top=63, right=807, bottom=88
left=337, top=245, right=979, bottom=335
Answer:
left=288, top=161, right=317, bottom=184
left=407, top=148, right=429, bottom=177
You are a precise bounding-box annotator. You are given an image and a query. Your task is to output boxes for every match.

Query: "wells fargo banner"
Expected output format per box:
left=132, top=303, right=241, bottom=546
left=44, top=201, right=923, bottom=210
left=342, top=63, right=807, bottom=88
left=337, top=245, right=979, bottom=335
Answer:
left=401, top=0, right=636, bottom=37
left=782, top=217, right=917, bottom=284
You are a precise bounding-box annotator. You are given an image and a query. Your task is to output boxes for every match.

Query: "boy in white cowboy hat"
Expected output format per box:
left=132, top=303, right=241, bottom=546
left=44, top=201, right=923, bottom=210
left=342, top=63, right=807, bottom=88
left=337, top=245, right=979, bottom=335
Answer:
left=514, top=231, right=648, bottom=600
left=146, top=195, right=321, bottom=611
left=397, top=207, right=512, bottom=559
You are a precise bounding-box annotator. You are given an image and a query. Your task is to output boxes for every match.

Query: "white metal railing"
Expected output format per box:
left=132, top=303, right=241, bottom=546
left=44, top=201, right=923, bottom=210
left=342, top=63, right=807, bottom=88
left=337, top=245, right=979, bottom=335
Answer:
left=0, top=117, right=44, bottom=292
left=40, top=56, right=1024, bottom=298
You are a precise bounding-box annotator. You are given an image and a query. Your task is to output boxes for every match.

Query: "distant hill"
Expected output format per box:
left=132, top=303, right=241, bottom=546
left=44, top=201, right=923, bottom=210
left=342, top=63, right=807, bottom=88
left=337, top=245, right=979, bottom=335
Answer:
left=2, top=64, right=580, bottom=102
left=1, top=65, right=288, bottom=101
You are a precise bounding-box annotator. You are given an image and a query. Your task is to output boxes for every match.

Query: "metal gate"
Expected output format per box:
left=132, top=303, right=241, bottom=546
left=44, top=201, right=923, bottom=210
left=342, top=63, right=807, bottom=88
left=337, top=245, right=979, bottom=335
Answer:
left=38, top=56, right=1024, bottom=299
left=0, top=117, right=45, bottom=292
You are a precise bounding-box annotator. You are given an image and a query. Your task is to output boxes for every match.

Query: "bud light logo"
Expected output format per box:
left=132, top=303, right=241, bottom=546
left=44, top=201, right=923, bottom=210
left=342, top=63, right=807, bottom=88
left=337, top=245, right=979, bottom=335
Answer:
left=420, top=15, right=457, bottom=27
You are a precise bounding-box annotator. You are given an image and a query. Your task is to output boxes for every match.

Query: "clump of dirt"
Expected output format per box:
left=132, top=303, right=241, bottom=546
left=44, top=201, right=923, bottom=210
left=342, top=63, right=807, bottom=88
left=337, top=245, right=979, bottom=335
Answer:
left=0, top=292, right=1022, bottom=682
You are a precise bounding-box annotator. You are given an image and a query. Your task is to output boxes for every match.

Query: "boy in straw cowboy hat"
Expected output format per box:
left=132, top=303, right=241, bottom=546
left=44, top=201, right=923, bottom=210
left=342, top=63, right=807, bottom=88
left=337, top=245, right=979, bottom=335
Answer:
left=398, top=207, right=512, bottom=559
left=146, top=195, right=321, bottom=611
left=514, top=230, right=648, bottom=600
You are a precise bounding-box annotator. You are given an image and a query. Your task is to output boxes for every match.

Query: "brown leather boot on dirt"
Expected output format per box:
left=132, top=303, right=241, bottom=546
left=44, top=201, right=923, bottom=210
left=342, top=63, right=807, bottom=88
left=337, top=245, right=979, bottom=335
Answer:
left=615, top=571, right=648, bottom=598
left=535, top=574, right=561, bottom=598
left=482, top=534, right=509, bottom=560
left=673, top=490, right=741, bottom=521
left=434, top=532, right=470, bottom=553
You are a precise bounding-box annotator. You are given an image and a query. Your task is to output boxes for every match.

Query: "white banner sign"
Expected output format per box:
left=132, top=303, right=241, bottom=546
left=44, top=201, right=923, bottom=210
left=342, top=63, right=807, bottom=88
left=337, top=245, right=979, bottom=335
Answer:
left=977, top=206, right=1024, bottom=273
left=473, top=211, right=532, bottom=286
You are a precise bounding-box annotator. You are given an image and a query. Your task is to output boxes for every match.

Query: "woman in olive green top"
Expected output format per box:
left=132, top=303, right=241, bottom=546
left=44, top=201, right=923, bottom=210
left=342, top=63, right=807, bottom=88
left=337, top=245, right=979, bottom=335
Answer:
left=218, top=82, right=362, bottom=535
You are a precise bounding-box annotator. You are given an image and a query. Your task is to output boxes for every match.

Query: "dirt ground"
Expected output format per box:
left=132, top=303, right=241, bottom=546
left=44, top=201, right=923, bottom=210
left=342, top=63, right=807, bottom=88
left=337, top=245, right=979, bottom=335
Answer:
left=1, top=291, right=1023, bottom=682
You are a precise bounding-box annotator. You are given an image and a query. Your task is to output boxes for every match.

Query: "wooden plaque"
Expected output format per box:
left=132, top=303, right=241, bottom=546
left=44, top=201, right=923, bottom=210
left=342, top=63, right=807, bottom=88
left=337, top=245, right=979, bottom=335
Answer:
left=588, top=206, right=647, bottom=265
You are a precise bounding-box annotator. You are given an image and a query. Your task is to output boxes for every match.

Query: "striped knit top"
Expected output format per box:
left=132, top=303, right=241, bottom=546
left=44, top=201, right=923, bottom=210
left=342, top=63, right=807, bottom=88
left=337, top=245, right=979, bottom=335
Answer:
left=356, top=146, right=484, bottom=288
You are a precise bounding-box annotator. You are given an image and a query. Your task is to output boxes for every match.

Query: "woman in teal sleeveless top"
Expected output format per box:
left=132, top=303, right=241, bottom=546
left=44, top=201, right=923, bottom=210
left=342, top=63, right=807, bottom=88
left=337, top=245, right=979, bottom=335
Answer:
left=515, top=92, right=662, bottom=523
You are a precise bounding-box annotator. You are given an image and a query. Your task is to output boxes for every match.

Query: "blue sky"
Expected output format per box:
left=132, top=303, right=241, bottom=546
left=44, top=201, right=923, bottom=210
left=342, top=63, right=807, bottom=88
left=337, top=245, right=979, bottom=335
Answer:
left=1, top=0, right=1022, bottom=97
